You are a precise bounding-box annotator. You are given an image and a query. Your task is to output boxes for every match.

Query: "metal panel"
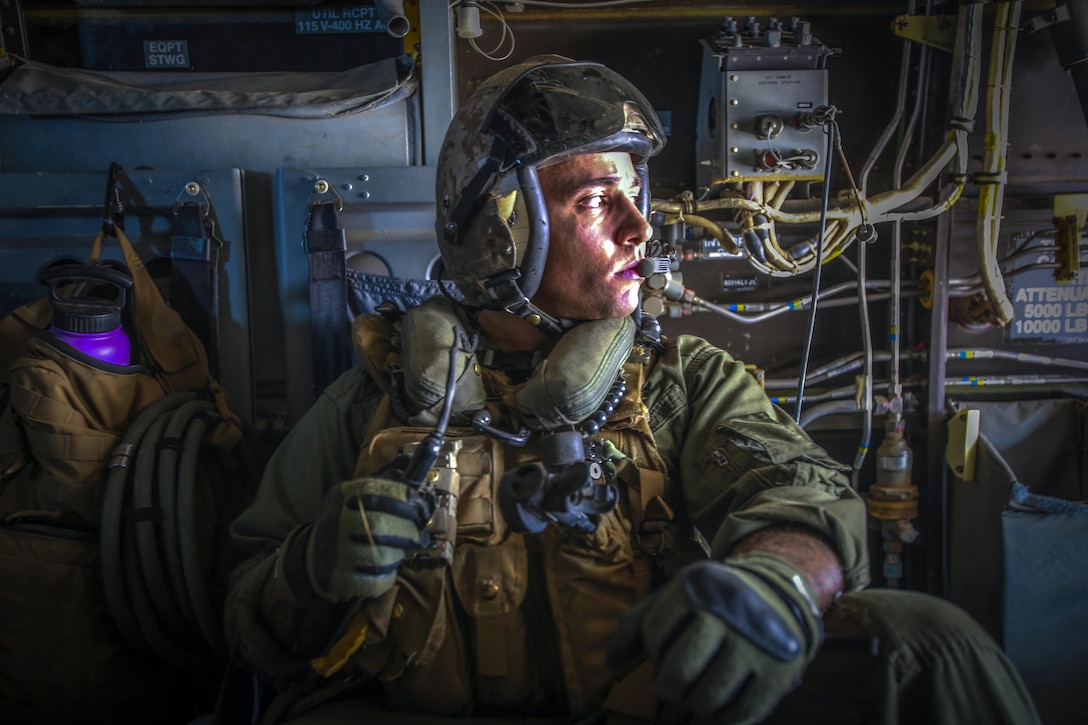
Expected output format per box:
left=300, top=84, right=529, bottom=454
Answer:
left=0, top=105, right=412, bottom=175
left=0, top=169, right=255, bottom=424
left=694, top=18, right=833, bottom=187
left=697, top=61, right=830, bottom=185
left=273, top=164, right=438, bottom=423
left=418, top=0, right=456, bottom=165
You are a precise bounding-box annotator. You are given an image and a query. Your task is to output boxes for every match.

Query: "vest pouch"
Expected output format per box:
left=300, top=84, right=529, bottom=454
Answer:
left=451, top=537, right=534, bottom=704
left=0, top=518, right=156, bottom=725
left=358, top=427, right=514, bottom=545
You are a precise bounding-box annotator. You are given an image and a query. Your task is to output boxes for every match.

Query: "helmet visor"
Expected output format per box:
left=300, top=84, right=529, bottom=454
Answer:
left=483, top=61, right=666, bottom=167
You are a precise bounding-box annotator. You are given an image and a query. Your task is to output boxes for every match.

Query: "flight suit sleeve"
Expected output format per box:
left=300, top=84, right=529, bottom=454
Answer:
left=645, top=335, right=870, bottom=591
left=223, top=364, right=383, bottom=686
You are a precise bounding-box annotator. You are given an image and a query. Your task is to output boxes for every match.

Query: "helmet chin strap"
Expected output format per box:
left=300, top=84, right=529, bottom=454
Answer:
left=483, top=268, right=669, bottom=344
left=483, top=270, right=575, bottom=339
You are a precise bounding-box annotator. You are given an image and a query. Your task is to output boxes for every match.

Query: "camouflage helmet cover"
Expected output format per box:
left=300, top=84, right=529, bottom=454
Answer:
left=435, top=55, right=666, bottom=321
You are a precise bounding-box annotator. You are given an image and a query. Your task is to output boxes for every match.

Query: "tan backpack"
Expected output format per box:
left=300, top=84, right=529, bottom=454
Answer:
left=0, top=225, right=253, bottom=724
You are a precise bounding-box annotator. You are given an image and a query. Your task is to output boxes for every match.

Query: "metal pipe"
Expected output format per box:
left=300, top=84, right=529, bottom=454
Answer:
left=976, top=1, right=1024, bottom=324
left=859, top=3, right=914, bottom=195
left=480, top=2, right=907, bottom=22
left=376, top=0, right=411, bottom=37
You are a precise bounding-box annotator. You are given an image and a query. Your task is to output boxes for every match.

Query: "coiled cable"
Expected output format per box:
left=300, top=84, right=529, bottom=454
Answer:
left=101, top=391, right=262, bottom=668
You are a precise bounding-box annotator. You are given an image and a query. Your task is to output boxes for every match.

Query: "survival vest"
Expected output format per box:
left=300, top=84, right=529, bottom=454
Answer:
left=269, top=304, right=710, bottom=724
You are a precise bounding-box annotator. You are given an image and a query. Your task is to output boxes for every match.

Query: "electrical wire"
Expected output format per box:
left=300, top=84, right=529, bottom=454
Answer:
left=453, top=0, right=659, bottom=61
left=488, top=0, right=655, bottom=7
left=762, top=346, right=1088, bottom=396
left=853, top=232, right=874, bottom=488
left=452, top=0, right=516, bottom=61
left=472, top=2, right=515, bottom=61
left=859, top=2, right=914, bottom=197
left=801, top=398, right=899, bottom=430
left=766, top=351, right=903, bottom=390
left=689, top=278, right=926, bottom=324
left=946, top=374, right=1088, bottom=387
left=794, top=117, right=837, bottom=423
left=947, top=348, right=1088, bottom=371
left=774, top=380, right=924, bottom=406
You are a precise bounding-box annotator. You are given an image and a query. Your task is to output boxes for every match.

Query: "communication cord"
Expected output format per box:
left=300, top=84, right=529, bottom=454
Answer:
left=101, top=391, right=261, bottom=668
left=794, top=118, right=837, bottom=424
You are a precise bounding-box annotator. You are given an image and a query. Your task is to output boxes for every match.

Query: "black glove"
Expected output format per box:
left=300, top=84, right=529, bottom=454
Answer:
left=282, top=477, right=429, bottom=603
left=607, top=554, right=822, bottom=724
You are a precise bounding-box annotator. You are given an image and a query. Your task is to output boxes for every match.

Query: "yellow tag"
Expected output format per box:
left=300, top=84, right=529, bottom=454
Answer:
left=310, top=609, right=370, bottom=677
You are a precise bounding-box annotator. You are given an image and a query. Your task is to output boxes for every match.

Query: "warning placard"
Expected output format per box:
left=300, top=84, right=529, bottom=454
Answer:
left=1007, top=251, right=1088, bottom=343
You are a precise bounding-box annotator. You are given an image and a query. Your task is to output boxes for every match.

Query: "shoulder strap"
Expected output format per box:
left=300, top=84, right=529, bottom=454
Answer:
left=93, top=227, right=241, bottom=443
left=304, top=200, right=351, bottom=397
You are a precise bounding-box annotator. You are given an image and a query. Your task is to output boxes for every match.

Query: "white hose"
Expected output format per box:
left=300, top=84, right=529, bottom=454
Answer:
left=976, top=1, right=1023, bottom=324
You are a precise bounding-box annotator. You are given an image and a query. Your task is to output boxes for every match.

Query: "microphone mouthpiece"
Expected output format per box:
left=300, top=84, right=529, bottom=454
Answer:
left=637, top=257, right=670, bottom=277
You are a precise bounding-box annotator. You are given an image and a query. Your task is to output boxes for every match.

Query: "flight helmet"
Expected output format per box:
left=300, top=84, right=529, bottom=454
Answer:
left=435, top=55, right=666, bottom=336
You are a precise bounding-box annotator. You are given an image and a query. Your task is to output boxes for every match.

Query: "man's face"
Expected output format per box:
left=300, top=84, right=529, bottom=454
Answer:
left=531, top=152, right=652, bottom=321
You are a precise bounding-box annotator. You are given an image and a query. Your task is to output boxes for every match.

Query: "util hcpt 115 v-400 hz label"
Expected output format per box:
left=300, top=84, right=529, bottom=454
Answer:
left=294, top=5, right=390, bottom=34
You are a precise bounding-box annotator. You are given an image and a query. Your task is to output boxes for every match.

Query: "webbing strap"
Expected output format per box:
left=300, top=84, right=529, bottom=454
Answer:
left=21, top=427, right=114, bottom=463
left=10, top=381, right=81, bottom=426
left=170, top=202, right=221, bottom=377
left=0, top=402, right=28, bottom=461
left=639, top=468, right=667, bottom=514
left=304, top=201, right=351, bottom=396
left=617, top=358, right=668, bottom=521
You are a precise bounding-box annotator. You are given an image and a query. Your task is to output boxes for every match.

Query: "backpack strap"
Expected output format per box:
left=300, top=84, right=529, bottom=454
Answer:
left=93, top=227, right=241, bottom=444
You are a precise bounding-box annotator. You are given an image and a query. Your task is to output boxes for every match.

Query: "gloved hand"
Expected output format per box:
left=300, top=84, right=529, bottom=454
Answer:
left=285, top=477, right=430, bottom=603
left=607, top=554, right=823, bottom=724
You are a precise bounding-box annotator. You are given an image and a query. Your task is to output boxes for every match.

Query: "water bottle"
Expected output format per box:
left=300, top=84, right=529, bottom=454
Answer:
left=42, top=263, right=134, bottom=367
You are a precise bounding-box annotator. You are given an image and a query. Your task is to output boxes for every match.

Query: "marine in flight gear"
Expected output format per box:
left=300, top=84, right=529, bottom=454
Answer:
left=223, top=55, right=1042, bottom=725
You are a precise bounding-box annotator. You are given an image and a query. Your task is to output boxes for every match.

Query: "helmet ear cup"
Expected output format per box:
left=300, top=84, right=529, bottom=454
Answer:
left=447, top=188, right=537, bottom=306
left=496, top=190, right=530, bottom=253
left=449, top=195, right=520, bottom=300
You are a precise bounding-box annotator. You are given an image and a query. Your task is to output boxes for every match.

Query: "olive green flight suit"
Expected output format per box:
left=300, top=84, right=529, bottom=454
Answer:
left=224, top=328, right=1039, bottom=725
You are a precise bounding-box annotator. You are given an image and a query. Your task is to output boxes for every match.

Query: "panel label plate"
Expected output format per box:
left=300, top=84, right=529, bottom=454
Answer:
left=1007, top=251, right=1088, bottom=342
left=294, top=6, right=387, bottom=34
left=143, top=40, right=190, bottom=69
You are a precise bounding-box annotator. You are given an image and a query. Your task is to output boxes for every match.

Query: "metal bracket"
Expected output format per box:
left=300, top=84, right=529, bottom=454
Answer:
left=1026, top=2, right=1073, bottom=34
left=892, top=14, right=956, bottom=53
left=0, top=0, right=29, bottom=59
left=1054, top=194, right=1086, bottom=284
left=945, top=408, right=980, bottom=482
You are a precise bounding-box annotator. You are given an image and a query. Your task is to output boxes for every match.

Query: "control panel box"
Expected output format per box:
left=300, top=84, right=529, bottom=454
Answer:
left=695, top=17, right=834, bottom=187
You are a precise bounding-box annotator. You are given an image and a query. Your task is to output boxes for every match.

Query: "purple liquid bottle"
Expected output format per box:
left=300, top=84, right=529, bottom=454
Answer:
left=44, top=263, right=133, bottom=366
left=48, top=304, right=131, bottom=366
